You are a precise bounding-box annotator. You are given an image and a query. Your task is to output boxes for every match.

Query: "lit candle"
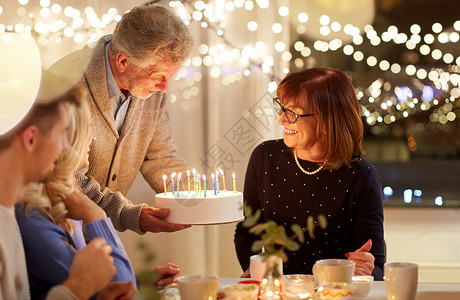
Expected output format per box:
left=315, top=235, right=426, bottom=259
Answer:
left=197, top=174, right=201, bottom=196
left=219, top=168, right=227, bottom=191
left=215, top=170, right=220, bottom=194
left=187, top=169, right=191, bottom=193
left=192, top=168, right=197, bottom=194
left=171, top=172, right=176, bottom=195
left=233, top=172, right=236, bottom=193
left=203, top=175, right=207, bottom=198
left=211, top=173, right=217, bottom=195
left=163, top=174, right=167, bottom=194
left=177, top=172, right=181, bottom=197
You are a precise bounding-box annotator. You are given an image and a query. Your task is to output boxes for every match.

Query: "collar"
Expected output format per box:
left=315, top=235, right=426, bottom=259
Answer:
left=104, top=42, right=123, bottom=99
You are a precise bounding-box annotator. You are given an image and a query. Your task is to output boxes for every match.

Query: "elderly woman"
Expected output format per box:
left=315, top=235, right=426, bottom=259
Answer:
left=234, top=67, right=385, bottom=280
left=16, top=98, right=182, bottom=299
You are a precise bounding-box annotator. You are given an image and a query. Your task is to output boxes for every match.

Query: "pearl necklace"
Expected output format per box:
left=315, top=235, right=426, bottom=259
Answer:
left=293, top=149, right=325, bottom=175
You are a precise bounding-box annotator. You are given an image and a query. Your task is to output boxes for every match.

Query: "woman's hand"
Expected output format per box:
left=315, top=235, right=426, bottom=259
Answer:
left=240, top=268, right=250, bottom=278
left=155, top=263, right=183, bottom=289
left=64, top=190, right=106, bottom=223
left=345, top=239, right=375, bottom=276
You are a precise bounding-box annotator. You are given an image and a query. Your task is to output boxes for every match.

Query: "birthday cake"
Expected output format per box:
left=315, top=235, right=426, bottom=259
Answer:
left=154, top=191, right=244, bottom=225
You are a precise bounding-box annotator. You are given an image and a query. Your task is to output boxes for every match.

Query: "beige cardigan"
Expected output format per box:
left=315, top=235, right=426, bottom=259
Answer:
left=49, top=35, right=188, bottom=232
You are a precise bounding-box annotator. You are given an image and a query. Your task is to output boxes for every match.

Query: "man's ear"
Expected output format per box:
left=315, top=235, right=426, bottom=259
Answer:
left=20, top=125, right=40, bottom=153
left=115, top=52, right=129, bottom=73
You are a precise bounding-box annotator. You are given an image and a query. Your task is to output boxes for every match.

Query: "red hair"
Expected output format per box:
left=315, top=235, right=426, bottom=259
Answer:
left=276, top=67, right=364, bottom=169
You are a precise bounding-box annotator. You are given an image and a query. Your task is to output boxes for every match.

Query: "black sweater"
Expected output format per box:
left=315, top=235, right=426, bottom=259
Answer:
left=234, top=140, right=385, bottom=280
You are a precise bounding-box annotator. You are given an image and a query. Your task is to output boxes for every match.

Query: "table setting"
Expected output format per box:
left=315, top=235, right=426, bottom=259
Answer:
left=161, top=260, right=460, bottom=300
left=217, top=278, right=460, bottom=300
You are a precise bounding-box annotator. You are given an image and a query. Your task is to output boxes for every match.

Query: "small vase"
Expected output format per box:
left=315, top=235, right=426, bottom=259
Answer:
left=258, top=255, right=284, bottom=299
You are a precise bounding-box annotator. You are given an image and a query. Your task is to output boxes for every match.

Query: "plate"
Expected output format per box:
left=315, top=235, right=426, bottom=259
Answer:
left=170, top=218, right=244, bottom=226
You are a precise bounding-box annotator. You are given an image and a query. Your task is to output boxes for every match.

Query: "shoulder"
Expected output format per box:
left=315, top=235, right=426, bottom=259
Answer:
left=248, top=140, right=289, bottom=170
left=16, top=208, right=63, bottom=235
left=252, top=139, right=285, bottom=155
left=0, top=206, right=17, bottom=235
left=348, top=158, right=381, bottom=187
left=352, top=158, right=378, bottom=174
left=48, top=36, right=107, bottom=83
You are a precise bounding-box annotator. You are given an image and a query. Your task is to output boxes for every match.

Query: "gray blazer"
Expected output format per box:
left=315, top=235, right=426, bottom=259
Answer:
left=49, top=35, right=188, bottom=232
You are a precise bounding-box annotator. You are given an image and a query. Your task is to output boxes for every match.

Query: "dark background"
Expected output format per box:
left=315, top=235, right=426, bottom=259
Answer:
left=290, top=0, right=460, bottom=208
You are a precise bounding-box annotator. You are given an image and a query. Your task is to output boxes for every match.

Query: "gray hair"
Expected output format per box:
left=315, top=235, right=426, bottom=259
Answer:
left=110, top=4, right=193, bottom=69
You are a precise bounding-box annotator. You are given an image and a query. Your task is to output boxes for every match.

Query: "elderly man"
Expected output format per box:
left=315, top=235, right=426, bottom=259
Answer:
left=0, top=71, right=134, bottom=300
left=49, top=3, right=193, bottom=234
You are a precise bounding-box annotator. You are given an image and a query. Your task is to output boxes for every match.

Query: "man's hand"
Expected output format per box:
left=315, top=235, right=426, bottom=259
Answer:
left=97, top=281, right=136, bottom=300
left=155, top=263, right=183, bottom=289
left=63, top=238, right=116, bottom=300
left=139, top=206, right=191, bottom=233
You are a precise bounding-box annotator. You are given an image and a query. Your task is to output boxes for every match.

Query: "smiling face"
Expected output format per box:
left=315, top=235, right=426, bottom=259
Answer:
left=276, top=68, right=365, bottom=167
left=117, top=57, right=181, bottom=99
left=277, top=99, right=323, bottom=161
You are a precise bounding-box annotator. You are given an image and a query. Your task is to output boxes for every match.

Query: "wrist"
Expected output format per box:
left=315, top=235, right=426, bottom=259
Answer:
left=83, top=210, right=107, bottom=223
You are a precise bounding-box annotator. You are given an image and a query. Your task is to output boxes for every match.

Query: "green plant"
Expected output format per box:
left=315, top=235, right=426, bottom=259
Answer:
left=136, top=238, right=161, bottom=300
left=242, top=205, right=327, bottom=261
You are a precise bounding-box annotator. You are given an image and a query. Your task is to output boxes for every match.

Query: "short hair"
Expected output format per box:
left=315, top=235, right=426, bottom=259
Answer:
left=276, top=67, right=364, bottom=169
left=20, top=100, right=91, bottom=232
left=0, top=87, right=80, bottom=151
left=110, top=4, right=193, bottom=69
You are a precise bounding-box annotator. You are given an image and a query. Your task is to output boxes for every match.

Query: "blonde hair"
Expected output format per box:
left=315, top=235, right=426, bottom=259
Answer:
left=21, top=100, right=91, bottom=233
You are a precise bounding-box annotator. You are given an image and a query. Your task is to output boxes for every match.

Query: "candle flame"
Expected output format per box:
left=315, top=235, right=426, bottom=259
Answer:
left=187, top=169, right=190, bottom=177
left=163, top=174, right=167, bottom=180
left=211, top=173, right=215, bottom=179
left=171, top=172, right=176, bottom=179
left=177, top=172, right=181, bottom=181
left=219, top=168, right=224, bottom=175
left=232, top=172, right=235, bottom=179
left=192, top=168, right=196, bottom=176
left=203, top=175, right=206, bottom=181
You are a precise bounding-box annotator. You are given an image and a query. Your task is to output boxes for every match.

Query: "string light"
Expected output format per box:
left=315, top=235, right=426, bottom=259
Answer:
left=2, top=0, right=460, bottom=134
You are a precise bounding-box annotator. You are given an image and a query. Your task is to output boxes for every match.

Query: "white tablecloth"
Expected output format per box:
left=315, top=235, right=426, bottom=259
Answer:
left=218, top=278, right=460, bottom=299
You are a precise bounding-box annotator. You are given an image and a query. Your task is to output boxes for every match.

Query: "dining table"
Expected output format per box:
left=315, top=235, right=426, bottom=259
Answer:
left=218, top=278, right=460, bottom=299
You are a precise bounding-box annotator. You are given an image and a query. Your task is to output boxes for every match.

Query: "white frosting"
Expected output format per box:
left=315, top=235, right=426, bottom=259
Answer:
left=154, top=190, right=244, bottom=225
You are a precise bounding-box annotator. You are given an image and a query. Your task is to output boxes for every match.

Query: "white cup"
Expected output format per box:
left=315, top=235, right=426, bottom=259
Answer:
left=312, top=259, right=355, bottom=284
left=351, top=275, right=374, bottom=297
left=249, top=254, right=283, bottom=281
left=384, top=262, right=418, bottom=300
left=162, top=274, right=218, bottom=300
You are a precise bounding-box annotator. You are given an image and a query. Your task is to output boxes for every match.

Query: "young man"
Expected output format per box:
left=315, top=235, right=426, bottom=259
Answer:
left=0, top=71, right=133, bottom=299
left=49, top=4, right=194, bottom=234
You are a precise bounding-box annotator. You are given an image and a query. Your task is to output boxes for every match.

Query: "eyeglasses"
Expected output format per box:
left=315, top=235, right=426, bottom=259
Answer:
left=273, top=98, right=315, bottom=124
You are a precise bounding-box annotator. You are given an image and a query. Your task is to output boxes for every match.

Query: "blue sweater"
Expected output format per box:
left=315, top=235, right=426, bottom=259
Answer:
left=16, top=207, right=136, bottom=300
